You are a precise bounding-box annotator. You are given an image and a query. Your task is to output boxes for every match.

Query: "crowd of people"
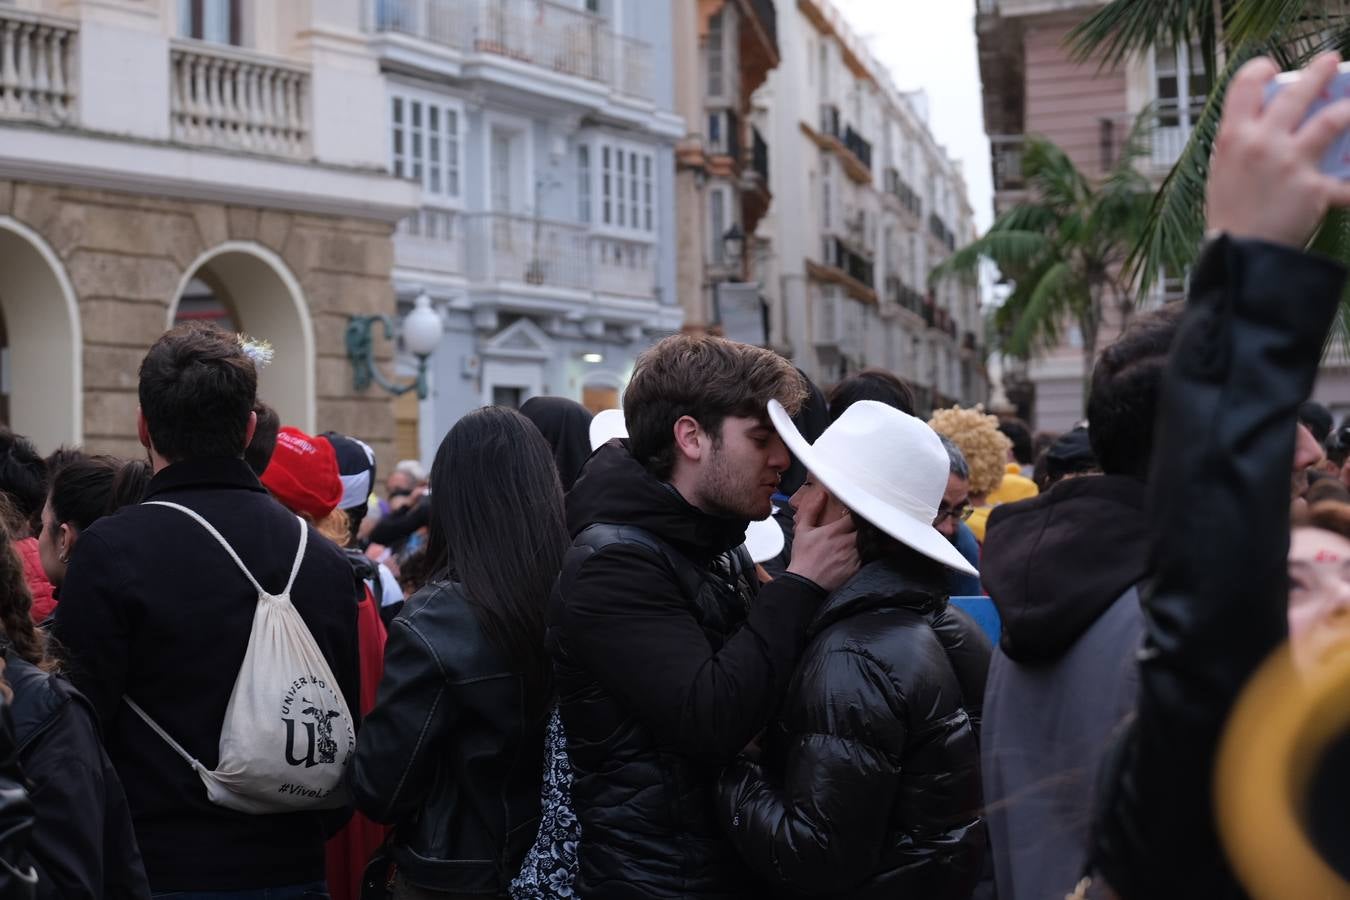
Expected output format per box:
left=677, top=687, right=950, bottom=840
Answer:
left=1, top=51, right=1350, bottom=900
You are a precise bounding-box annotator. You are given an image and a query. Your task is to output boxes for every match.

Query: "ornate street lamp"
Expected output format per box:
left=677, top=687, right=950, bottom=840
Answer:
left=345, top=292, right=444, bottom=399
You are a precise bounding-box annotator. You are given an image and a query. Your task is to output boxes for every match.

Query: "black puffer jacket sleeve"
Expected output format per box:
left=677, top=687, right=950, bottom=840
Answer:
left=557, top=544, right=825, bottom=761
left=717, top=648, right=905, bottom=894
left=1090, top=236, right=1345, bottom=898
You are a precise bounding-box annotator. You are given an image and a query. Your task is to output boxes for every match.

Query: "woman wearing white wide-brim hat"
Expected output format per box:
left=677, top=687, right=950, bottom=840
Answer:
left=716, top=399, right=992, bottom=899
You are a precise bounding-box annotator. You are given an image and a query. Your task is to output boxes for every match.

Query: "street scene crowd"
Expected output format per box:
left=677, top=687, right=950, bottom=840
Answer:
left=4, top=51, right=1350, bottom=900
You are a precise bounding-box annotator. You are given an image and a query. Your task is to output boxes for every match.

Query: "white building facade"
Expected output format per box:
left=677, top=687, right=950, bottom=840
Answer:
left=756, top=0, right=985, bottom=411
left=365, top=0, right=684, bottom=462
left=0, top=0, right=417, bottom=466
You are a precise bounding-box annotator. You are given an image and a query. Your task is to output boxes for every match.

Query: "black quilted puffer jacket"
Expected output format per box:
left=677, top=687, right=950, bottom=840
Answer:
left=718, top=557, right=990, bottom=899
left=548, top=441, right=827, bottom=900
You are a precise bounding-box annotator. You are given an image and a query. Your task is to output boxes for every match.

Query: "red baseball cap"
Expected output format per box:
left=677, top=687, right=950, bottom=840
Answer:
left=260, top=426, right=343, bottom=522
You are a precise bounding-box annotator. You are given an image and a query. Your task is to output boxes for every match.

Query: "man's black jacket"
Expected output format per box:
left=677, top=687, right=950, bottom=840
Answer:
left=1091, top=236, right=1345, bottom=897
left=548, top=441, right=825, bottom=899
left=54, top=458, right=361, bottom=891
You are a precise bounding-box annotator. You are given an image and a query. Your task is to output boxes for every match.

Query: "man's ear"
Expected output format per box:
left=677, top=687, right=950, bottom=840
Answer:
left=243, top=410, right=257, bottom=451
left=672, top=415, right=706, bottom=464
left=137, top=408, right=151, bottom=451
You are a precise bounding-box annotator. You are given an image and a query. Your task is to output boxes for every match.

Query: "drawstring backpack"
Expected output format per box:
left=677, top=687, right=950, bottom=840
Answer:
left=124, top=501, right=355, bottom=814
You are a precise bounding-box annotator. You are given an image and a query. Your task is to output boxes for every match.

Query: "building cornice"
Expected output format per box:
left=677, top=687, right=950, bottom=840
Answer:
left=0, top=122, right=419, bottom=223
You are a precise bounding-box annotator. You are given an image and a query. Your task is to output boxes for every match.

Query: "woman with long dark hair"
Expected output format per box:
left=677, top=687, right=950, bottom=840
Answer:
left=350, top=406, right=568, bottom=899
left=0, top=495, right=149, bottom=896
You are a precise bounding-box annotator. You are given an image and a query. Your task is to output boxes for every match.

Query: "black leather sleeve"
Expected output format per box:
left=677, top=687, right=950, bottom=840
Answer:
left=1090, top=236, right=1346, bottom=898
left=347, top=586, right=456, bottom=825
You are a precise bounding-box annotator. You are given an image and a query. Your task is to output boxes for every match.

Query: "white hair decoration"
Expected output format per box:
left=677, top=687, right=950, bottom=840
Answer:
left=237, top=334, right=275, bottom=370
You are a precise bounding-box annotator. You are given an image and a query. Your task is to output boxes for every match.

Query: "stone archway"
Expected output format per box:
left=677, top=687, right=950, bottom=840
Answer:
left=169, top=242, right=315, bottom=431
left=0, top=217, right=82, bottom=451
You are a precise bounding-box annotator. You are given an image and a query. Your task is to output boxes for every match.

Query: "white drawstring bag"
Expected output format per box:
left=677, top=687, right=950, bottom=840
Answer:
left=124, top=501, right=355, bottom=814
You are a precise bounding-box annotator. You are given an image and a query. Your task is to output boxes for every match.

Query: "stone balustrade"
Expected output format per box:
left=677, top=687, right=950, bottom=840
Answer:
left=0, top=7, right=76, bottom=127
left=170, top=39, right=310, bottom=158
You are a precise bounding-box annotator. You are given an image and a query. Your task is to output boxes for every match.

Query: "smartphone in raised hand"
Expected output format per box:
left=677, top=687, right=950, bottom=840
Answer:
left=1265, top=61, right=1350, bottom=178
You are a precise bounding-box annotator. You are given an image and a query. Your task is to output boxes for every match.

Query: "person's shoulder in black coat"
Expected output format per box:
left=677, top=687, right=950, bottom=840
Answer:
left=5, top=652, right=150, bottom=899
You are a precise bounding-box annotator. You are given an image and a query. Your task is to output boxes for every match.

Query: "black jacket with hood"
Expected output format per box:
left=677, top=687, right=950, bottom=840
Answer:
left=1090, top=236, right=1344, bottom=898
left=717, top=559, right=989, bottom=899
left=978, top=474, right=1152, bottom=900
left=547, top=441, right=826, bottom=900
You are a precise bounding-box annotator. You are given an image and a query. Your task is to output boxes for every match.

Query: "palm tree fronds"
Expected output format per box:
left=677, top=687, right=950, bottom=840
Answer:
left=1000, top=260, right=1079, bottom=358
left=1224, top=0, right=1312, bottom=46
left=928, top=230, right=1049, bottom=285
left=1068, top=0, right=1214, bottom=68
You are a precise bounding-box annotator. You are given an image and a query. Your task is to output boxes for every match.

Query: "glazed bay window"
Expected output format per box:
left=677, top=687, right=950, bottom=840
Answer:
left=390, top=90, right=462, bottom=204
left=580, top=136, right=657, bottom=237
left=391, top=88, right=464, bottom=272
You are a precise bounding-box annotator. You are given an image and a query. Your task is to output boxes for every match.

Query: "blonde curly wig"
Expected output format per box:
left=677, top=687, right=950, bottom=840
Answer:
left=928, top=405, right=1012, bottom=498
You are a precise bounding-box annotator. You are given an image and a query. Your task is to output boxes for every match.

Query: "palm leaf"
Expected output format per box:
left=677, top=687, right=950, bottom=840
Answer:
left=1308, top=208, right=1350, bottom=363
left=1000, top=260, right=1080, bottom=358
left=1224, top=0, right=1311, bottom=45
left=928, top=231, right=1049, bottom=284
left=1068, top=0, right=1214, bottom=68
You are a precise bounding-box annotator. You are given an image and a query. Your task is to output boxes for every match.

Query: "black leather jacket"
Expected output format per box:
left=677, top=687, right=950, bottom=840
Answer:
left=1090, top=236, right=1346, bottom=898
left=548, top=442, right=827, bottom=899
left=718, top=559, right=989, bottom=898
left=349, top=581, right=545, bottom=894
left=6, top=652, right=149, bottom=899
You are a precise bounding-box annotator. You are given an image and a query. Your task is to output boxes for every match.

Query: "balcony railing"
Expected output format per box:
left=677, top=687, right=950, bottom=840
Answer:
left=883, top=167, right=923, bottom=218
left=369, top=0, right=653, bottom=102
left=591, top=235, right=655, bottom=297
left=929, top=213, right=956, bottom=252
left=990, top=134, right=1024, bottom=193
left=170, top=39, right=310, bottom=158
left=749, top=0, right=778, bottom=53
left=395, top=208, right=465, bottom=274
left=750, top=127, right=769, bottom=183
left=464, top=212, right=590, bottom=290
left=453, top=211, right=655, bottom=298
left=885, top=275, right=925, bottom=315
left=0, top=7, right=76, bottom=127
left=843, top=125, right=872, bottom=172
left=823, top=237, right=873, bottom=287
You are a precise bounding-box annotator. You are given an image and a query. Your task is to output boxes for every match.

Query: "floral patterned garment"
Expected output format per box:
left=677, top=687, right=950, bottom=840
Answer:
left=510, top=704, right=579, bottom=899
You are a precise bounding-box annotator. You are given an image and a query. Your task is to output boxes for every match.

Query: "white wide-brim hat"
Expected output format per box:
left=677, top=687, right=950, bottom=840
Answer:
left=588, top=405, right=783, bottom=562
left=589, top=408, right=628, bottom=451
left=768, top=398, right=977, bottom=577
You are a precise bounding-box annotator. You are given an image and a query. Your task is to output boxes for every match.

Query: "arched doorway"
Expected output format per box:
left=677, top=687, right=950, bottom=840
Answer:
left=0, top=217, right=82, bottom=452
left=169, top=242, right=314, bottom=431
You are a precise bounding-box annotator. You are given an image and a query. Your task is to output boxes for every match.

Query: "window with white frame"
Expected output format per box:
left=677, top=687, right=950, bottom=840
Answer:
left=1154, top=42, right=1209, bottom=130
left=390, top=90, right=462, bottom=204
left=710, top=186, right=729, bottom=265
left=578, top=145, right=592, bottom=223
left=707, top=10, right=725, bottom=100
left=178, top=0, right=240, bottom=45
left=821, top=158, right=833, bottom=232
left=581, top=136, right=657, bottom=236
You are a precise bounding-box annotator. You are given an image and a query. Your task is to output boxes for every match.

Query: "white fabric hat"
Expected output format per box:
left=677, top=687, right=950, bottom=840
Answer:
left=589, top=408, right=628, bottom=451
left=768, top=398, right=977, bottom=576
left=744, top=513, right=785, bottom=564
left=587, top=405, right=783, bottom=562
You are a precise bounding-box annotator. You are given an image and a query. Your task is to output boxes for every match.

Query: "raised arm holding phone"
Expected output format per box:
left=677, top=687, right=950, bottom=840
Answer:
left=1089, top=52, right=1350, bottom=899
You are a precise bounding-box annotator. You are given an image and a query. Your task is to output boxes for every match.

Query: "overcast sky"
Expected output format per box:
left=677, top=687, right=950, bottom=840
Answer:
left=832, top=0, right=993, bottom=233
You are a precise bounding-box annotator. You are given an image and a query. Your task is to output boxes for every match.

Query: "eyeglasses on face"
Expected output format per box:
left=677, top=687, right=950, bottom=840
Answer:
left=934, top=502, right=974, bottom=525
